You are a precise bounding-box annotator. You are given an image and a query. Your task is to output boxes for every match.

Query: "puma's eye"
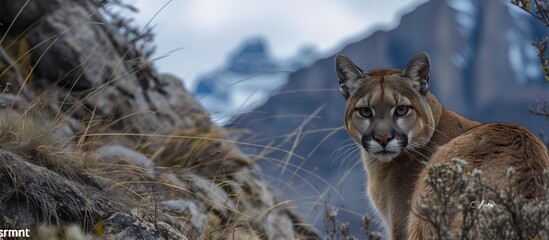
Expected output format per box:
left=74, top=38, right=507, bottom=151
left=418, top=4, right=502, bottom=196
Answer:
left=395, top=106, right=410, bottom=117
left=357, top=107, right=373, bottom=118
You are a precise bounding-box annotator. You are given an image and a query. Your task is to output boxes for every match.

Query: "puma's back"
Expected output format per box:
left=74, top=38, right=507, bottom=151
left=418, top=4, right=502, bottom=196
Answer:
left=408, top=123, right=549, bottom=239
left=335, top=52, right=549, bottom=239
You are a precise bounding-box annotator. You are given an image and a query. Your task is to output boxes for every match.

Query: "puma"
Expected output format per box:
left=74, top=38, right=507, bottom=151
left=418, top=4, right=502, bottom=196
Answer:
left=335, top=52, right=549, bottom=239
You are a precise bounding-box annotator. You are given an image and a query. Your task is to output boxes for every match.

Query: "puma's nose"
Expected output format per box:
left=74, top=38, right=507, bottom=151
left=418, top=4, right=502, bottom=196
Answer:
left=374, top=134, right=393, bottom=147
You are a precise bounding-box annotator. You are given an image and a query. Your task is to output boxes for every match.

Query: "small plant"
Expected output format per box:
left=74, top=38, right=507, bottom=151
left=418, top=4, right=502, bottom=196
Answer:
left=511, top=0, right=549, bottom=81
left=93, top=0, right=157, bottom=58
left=412, top=158, right=549, bottom=240
left=322, top=202, right=383, bottom=240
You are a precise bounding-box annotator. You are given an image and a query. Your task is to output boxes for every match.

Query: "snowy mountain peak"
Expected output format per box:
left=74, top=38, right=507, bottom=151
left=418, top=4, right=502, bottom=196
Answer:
left=227, top=37, right=278, bottom=74
left=194, top=37, right=318, bottom=124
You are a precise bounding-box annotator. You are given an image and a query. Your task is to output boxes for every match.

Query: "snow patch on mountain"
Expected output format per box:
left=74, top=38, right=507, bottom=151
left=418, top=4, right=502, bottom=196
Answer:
left=448, top=0, right=480, bottom=70
left=452, top=52, right=467, bottom=69
left=506, top=29, right=540, bottom=84
left=448, top=0, right=478, bottom=38
left=194, top=37, right=317, bottom=124
left=196, top=71, right=289, bottom=124
left=506, top=2, right=542, bottom=84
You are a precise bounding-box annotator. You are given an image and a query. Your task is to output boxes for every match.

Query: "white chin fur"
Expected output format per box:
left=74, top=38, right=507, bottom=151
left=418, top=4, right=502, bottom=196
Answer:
left=373, top=152, right=400, bottom=162
left=368, top=139, right=401, bottom=162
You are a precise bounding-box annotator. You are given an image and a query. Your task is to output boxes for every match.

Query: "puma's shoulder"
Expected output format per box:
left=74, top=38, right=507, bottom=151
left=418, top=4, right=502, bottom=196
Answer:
left=430, top=106, right=480, bottom=146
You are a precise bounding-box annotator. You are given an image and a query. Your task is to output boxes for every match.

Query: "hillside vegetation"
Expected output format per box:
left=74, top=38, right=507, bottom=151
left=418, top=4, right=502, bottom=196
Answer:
left=0, top=0, right=319, bottom=239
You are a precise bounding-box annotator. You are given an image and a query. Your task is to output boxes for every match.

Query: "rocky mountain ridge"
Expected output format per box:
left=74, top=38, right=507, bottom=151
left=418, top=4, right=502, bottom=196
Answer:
left=194, top=37, right=317, bottom=124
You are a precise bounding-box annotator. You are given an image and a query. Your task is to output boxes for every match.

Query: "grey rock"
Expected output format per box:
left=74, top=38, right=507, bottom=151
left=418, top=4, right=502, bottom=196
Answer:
left=103, top=212, right=188, bottom=240
left=160, top=199, right=207, bottom=233
left=98, top=144, right=156, bottom=176
left=0, top=0, right=63, bottom=35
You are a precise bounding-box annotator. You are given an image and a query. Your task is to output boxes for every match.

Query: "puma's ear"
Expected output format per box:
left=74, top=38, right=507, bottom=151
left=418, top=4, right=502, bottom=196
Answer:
left=335, top=54, right=364, bottom=100
left=402, top=51, right=430, bottom=95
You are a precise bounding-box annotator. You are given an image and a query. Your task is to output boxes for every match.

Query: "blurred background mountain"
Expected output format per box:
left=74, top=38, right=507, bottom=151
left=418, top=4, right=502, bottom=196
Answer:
left=194, top=0, right=549, bottom=235
left=194, top=37, right=317, bottom=123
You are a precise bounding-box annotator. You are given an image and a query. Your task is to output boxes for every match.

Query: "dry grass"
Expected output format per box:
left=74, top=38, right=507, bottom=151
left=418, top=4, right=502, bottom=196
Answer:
left=0, top=1, right=329, bottom=239
left=412, top=158, right=549, bottom=240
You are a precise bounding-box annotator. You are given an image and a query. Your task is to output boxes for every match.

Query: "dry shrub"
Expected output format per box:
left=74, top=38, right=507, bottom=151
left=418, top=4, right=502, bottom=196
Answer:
left=414, top=158, right=549, bottom=240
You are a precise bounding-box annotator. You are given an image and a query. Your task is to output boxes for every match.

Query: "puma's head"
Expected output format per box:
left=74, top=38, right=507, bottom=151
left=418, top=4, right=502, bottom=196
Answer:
left=335, top=52, right=436, bottom=162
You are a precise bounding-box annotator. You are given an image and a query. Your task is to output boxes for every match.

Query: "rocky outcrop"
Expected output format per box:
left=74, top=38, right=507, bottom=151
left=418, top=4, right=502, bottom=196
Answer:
left=0, top=0, right=319, bottom=239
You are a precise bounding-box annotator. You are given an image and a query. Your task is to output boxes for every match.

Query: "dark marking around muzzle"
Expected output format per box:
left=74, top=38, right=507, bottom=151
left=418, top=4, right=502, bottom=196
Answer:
left=361, top=134, right=371, bottom=150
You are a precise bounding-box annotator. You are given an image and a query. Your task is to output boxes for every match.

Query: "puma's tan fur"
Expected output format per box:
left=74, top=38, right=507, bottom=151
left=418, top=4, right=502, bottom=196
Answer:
left=408, top=123, right=549, bottom=239
left=335, top=52, right=549, bottom=239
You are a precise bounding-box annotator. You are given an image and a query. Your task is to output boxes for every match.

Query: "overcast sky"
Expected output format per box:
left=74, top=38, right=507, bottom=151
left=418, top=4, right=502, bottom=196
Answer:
left=125, top=0, right=427, bottom=90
